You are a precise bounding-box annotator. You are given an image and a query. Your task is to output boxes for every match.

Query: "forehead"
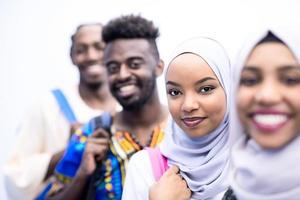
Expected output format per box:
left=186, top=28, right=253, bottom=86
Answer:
left=166, top=53, right=217, bottom=81
left=73, top=25, right=102, bottom=44
left=245, top=42, right=298, bottom=68
left=104, top=39, right=152, bottom=61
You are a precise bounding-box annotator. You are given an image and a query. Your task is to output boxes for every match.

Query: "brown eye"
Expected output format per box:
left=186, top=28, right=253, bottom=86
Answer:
left=168, top=88, right=182, bottom=97
left=199, top=86, right=215, bottom=93
left=106, top=62, right=120, bottom=74
left=281, top=76, right=300, bottom=85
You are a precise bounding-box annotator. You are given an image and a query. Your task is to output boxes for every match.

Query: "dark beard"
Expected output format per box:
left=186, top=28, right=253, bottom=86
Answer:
left=115, top=73, right=156, bottom=111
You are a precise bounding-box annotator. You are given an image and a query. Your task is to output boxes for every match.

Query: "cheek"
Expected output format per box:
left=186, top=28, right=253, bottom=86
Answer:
left=285, top=90, right=300, bottom=111
left=285, top=90, right=300, bottom=130
left=202, top=90, right=226, bottom=124
left=73, top=55, right=84, bottom=65
left=236, top=87, right=253, bottom=112
left=167, top=98, right=181, bottom=120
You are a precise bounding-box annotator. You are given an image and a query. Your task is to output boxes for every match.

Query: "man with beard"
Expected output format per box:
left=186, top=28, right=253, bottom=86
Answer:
left=41, top=15, right=168, bottom=200
left=3, top=23, right=118, bottom=200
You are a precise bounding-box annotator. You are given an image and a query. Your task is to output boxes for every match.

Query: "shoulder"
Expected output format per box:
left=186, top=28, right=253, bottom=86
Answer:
left=127, top=150, right=153, bottom=179
left=129, top=150, right=150, bottom=166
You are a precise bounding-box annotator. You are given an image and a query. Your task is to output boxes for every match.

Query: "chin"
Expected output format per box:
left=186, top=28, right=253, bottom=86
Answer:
left=86, top=82, right=102, bottom=90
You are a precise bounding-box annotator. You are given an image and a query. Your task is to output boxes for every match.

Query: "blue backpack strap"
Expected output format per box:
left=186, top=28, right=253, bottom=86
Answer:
left=52, top=89, right=77, bottom=124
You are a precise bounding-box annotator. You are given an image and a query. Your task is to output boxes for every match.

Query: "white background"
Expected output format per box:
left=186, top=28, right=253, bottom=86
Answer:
left=1, top=0, right=299, bottom=199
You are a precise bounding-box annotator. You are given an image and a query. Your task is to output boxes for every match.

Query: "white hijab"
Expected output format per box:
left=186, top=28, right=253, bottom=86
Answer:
left=230, top=23, right=300, bottom=200
left=159, top=37, right=231, bottom=199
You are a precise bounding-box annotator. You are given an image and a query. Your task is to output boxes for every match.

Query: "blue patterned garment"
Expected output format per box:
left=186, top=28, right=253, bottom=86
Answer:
left=36, top=116, right=165, bottom=200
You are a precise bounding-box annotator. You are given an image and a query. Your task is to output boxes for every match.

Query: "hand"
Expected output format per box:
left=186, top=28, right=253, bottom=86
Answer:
left=69, top=122, right=84, bottom=137
left=77, top=128, right=110, bottom=178
left=149, top=166, right=191, bottom=200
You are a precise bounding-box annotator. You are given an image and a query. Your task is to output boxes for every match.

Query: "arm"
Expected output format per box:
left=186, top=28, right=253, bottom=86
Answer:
left=44, top=122, right=83, bottom=181
left=3, top=101, right=56, bottom=200
left=46, top=128, right=110, bottom=200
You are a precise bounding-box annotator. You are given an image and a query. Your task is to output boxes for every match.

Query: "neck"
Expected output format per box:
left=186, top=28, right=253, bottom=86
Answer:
left=122, top=90, right=166, bottom=126
left=115, top=89, right=167, bottom=146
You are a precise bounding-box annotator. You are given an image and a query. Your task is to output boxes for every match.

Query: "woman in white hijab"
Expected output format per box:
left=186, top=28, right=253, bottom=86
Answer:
left=228, top=24, right=300, bottom=200
left=122, top=37, right=231, bottom=200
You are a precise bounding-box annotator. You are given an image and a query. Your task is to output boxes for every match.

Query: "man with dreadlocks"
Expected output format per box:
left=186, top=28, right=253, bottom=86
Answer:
left=40, top=15, right=168, bottom=200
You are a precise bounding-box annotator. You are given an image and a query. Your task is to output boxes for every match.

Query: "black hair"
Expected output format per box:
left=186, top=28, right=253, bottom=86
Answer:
left=70, top=23, right=102, bottom=57
left=102, top=14, right=160, bottom=60
left=257, top=31, right=284, bottom=45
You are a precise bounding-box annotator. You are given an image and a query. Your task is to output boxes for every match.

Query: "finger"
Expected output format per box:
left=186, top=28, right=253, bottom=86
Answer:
left=163, top=165, right=179, bottom=177
left=85, top=143, right=109, bottom=156
left=91, top=128, right=110, bottom=139
left=87, top=137, right=110, bottom=145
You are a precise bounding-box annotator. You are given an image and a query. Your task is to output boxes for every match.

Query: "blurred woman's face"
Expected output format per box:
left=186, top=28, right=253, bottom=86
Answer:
left=237, top=42, right=300, bottom=149
left=166, top=53, right=226, bottom=138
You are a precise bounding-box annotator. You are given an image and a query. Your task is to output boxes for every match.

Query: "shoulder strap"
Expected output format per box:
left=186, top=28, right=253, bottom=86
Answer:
left=52, top=89, right=77, bottom=124
left=146, top=147, right=168, bottom=181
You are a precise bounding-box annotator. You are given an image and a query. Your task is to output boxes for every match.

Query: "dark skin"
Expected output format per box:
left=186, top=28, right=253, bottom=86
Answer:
left=46, top=38, right=168, bottom=200
left=44, top=24, right=118, bottom=181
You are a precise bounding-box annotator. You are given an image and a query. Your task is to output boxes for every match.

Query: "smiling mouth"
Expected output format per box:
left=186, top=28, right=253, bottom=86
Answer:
left=116, top=84, right=137, bottom=98
left=251, top=113, right=290, bottom=133
left=181, top=117, right=206, bottom=128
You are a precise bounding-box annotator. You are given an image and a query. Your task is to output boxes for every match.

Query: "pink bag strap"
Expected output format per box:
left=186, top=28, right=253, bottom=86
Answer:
left=146, top=147, right=168, bottom=181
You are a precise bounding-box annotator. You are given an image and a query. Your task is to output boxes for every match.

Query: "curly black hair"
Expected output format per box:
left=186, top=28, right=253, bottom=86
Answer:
left=102, top=14, right=160, bottom=60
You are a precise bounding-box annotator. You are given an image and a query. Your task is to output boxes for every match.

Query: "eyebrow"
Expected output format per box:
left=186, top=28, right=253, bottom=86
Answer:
left=243, top=65, right=300, bottom=72
left=242, top=66, right=259, bottom=72
left=166, top=77, right=217, bottom=86
left=278, top=65, right=300, bottom=72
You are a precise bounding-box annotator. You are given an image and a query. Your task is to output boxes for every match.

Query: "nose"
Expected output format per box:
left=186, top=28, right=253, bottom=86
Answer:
left=118, top=64, right=131, bottom=80
left=86, top=47, right=102, bottom=62
left=254, top=80, right=282, bottom=105
left=181, top=93, right=199, bottom=113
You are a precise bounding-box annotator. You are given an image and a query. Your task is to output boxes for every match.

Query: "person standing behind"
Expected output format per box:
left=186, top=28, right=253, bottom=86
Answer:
left=226, top=25, right=300, bottom=200
left=41, top=14, right=169, bottom=200
left=3, top=23, right=118, bottom=200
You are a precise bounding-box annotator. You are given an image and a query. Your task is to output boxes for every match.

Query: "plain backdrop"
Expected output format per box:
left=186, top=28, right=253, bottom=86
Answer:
left=1, top=0, right=300, bottom=199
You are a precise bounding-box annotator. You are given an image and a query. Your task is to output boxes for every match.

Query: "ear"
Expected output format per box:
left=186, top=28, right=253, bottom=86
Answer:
left=155, top=59, right=164, bottom=77
left=70, top=49, right=76, bottom=66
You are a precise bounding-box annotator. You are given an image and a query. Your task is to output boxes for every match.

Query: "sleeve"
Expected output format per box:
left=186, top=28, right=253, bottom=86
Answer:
left=3, top=100, right=53, bottom=200
left=122, top=150, right=155, bottom=200
left=37, top=121, right=94, bottom=198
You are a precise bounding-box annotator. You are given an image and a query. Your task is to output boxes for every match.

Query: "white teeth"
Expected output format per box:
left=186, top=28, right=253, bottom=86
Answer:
left=119, top=85, right=135, bottom=93
left=254, top=114, right=288, bottom=126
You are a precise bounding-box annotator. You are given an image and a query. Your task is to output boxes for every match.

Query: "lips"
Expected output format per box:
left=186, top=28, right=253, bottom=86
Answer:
left=114, top=82, right=139, bottom=99
left=251, top=111, right=290, bottom=133
left=181, top=117, right=206, bottom=128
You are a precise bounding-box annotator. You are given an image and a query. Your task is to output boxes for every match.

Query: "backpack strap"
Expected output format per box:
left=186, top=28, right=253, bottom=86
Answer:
left=146, top=147, right=168, bottom=181
left=52, top=89, right=77, bottom=124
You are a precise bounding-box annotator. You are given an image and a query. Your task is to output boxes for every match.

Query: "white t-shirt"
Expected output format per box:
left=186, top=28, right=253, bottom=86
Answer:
left=122, top=150, right=226, bottom=200
left=3, top=85, right=106, bottom=200
left=122, top=150, right=155, bottom=200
